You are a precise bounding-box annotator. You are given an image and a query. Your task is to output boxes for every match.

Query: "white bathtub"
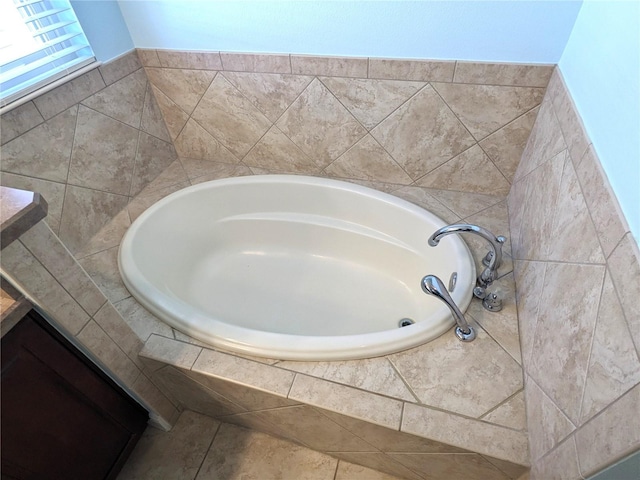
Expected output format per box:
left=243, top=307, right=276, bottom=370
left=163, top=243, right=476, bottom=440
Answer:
left=118, top=175, right=475, bottom=360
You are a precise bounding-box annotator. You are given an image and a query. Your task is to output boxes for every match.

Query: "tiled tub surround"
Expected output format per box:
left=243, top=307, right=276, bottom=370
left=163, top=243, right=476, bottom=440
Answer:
left=509, top=69, right=640, bottom=479
left=0, top=50, right=563, bottom=479
left=0, top=50, right=177, bottom=254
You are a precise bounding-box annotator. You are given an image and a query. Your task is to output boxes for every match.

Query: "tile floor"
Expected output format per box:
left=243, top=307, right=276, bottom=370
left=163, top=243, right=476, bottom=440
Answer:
left=117, top=410, right=404, bottom=480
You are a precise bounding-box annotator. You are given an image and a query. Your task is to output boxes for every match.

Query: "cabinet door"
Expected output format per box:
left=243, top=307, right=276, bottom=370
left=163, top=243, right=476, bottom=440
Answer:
left=1, top=310, right=148, bottom=480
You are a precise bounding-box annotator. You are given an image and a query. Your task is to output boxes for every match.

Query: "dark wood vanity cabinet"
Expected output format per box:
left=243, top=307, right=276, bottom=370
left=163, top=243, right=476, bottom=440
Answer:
left=1, top=309, right=148, bottom=480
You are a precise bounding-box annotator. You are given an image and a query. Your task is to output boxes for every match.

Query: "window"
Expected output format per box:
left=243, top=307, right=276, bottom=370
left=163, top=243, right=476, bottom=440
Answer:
left=0, top=0, right=95, bottom=107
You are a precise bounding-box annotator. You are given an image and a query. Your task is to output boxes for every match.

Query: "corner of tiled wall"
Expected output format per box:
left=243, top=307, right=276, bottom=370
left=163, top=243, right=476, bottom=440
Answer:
left=508, top=66, right=640, bottom=479
left=0, top=50, right=178, bottom=254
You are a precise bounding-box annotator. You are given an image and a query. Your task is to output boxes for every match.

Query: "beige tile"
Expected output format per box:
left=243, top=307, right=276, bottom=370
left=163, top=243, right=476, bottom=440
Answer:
left=174, top=118, right=239, bottom=162
left=483, top=457, right=529, bottom=480
left=549, top=71, right=590, bottom=166
left=33, top=68, right=105, bottom=119
left=99, top=50, right=142, bottom=86
left=390, top=453, right=511, bottom=480
left=467, top=273, right=521, bottom=365
left=145, top=67, right=215, bottom=114
left=115, top=300, right=174, bottom=344
left=546, top=157, right=604, bottom=264
left=130, top=132, right=178, bottom=196
left=530, top=436, right=582, bottom=480
left=288, top=374, right=403, bottom=429
left=480, top=106, right=539, bottom=183
left=432, top=83, right=544, bottom=141
left=140, top=334, right=202, bottom=370
left=77, top=319, right=141, bottom=385
left=420, top=187, right=503, bottom=221
left=129, top=372, right=179, bottom=424
left=391, top=186, right=460, bottom=224
left=136, top=159, right=189, bottom=196
left=136, top=48, right=161, bottom=67
left=482, top=391, right=527, bottom=431
left=454, top=62, right=554, bottom=87
left=221, top=52, right=290, bottom=73
left=402, top=403, right=530, bottom=466
left=580, top=271, right=640, bottom=423
left=243, top=126, right=321, bottom=174
left=92, top=301, right=144, bottom=365
left=78, top=246, right=131, bottom=304
left=0, top=173, right=66, bottom=235
left=371, top=84, right=475, bottom=179
left=252, top=405, right=375, bottom=452
left=75, top=209, right=130, bottom=259
left=118, top=410, right=220, bottom=480
left=67, top=105, right=139, bottom=195
left=154, top=366, right=245, bottom=417
left=525, top=377, right=575, bottom=462
left=574, top=384, right=640, bottom=477
left=222, top=71, right=313, bottom=122
left=320, top=77, right=424, bottom=130
left=0, top=101, right=43, bottom=145
left=512, top=261, right=546, bottom=367
left=19, top=221, right=106, bottom=316
left=514, top=149, right=566, bottom=260
left=329, top=452, right=424, bottom=480
left=291, top=54, right=367, bottom=77
left=82, top=69, right=147, bottom=128
left=322, top=410, right=469, bottom=453
left=157, top=49, right=223, bottom=70
left=278, top=355, right=416, bottom=402
left=325, top=134, right=413, bottom=184
left=127, top=181, right=189, bottom=221
left=140, top=82, right=171, bottom=142
left=58, top=185, right=129, bottom=254
left=192, top=348, right=295, bottom=398
left=528, top=263, right=605, bottom=424
left=575, top=146, right=629, bottom=258
left=191, top=74, right=272, bottom=158
left=197, top=423, right=338, bottom=480
left=390, top=326, right=522, bottom=418
left=607, top=233, right=640, bottom=356
left=514, top=99, right=566, bottom=182
left=181, top=159, right=250, bottom=183
left=335, top=461, right=405, bottom=480
left=369, top=58, right=455, bottom=82
left=276, top=78, right=367, bottom=168
left=1, top=105, right=77, bottom=183
left=218, top=409, right=293, bottom=437
left=149, top=85, right=189, bottom=140
left=2, top=241, right=90, bottom=335
left=416, top=144, right=510, bottom=195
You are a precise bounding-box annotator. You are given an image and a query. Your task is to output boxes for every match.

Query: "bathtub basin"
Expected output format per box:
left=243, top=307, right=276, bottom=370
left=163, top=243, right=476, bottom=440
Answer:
left=118, top=175, right=475, bottom=360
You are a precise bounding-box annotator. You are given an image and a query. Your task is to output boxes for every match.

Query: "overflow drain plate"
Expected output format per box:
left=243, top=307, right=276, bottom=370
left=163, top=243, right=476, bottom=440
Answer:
left=398, top=318, right=415, bottom=328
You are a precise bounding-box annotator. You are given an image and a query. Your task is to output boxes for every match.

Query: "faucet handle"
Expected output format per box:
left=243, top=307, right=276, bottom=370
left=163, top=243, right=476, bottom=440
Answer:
left=482, top=236, right=507, bottom=268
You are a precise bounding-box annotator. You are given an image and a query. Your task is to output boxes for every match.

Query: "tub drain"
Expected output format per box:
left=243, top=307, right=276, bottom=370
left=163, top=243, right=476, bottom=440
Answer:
left=398, top=318, right=415, bottom=328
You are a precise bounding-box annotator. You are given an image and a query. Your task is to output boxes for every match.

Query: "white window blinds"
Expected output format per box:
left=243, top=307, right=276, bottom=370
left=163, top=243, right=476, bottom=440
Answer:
left=0, top=0, right=96, bottom=107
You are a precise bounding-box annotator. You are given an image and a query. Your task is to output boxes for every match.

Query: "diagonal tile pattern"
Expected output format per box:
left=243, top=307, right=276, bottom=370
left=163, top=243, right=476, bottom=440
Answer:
left=144, top=67, right=216, bottom=114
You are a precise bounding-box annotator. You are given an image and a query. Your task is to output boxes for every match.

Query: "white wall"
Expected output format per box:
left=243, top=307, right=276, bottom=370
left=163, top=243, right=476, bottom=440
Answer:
left=117, top=0, right=581, bottom=63
left=72, top=0, right=134, bottom=62
left=559, top=0, right=640, bottom=243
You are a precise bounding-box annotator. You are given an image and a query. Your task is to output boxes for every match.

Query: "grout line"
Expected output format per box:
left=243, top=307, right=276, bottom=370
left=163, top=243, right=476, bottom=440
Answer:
left=386, top=358, right=421, bottom=404
left=193, top=421, right=222, bottom=480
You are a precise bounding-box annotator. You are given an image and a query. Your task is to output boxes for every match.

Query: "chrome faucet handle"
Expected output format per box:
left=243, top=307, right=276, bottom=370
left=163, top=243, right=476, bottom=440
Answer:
left=481, top=236, right=507, bottom=268
left=422, top=275, right=476, bottom=342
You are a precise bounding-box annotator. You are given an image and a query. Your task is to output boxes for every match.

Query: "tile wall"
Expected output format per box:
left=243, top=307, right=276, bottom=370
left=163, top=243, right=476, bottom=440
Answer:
left=0, top=51, right=178, bottom=254
left=508, top=69, right=640, bottom=479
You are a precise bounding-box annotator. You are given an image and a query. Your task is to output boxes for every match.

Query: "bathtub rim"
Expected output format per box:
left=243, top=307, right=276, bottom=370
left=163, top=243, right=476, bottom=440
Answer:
left=118, top=174, right=476, bottom=361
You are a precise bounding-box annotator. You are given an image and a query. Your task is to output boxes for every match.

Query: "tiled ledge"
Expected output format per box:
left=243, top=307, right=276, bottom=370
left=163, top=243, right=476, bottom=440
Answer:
left=137, top=49, right=554, bottom=87
left=140, top=333, right=529, bottom=480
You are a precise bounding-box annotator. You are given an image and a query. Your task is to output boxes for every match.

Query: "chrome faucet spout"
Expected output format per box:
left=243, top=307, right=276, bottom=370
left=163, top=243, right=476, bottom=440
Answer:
left=421, top=275, right=476, bottom=342
left=428, top=224, right=506, bottom=290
